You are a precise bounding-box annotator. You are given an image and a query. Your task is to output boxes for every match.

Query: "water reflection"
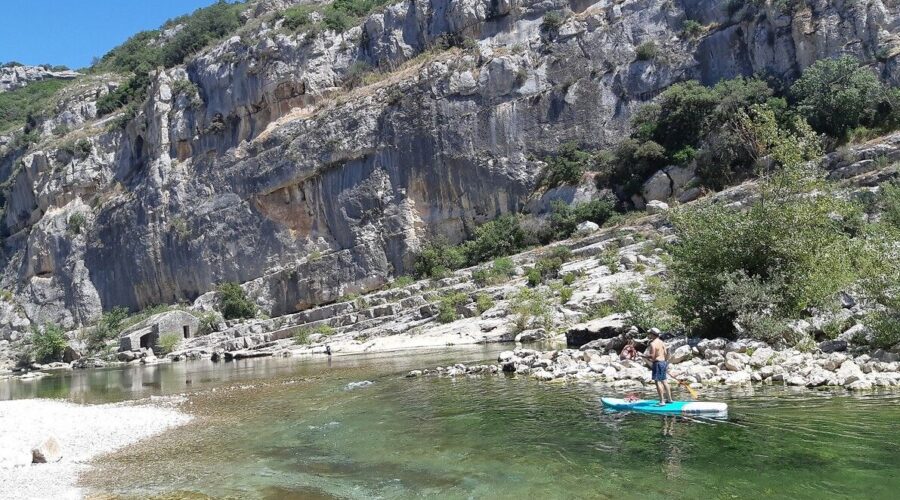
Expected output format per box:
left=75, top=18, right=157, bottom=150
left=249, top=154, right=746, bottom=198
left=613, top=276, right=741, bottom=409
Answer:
left=0, top=346, right=508, bottom=404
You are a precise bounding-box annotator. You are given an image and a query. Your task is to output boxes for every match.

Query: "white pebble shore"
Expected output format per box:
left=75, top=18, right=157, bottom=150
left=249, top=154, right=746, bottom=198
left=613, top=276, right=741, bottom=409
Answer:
left=0, top=397, right=191, bottom=499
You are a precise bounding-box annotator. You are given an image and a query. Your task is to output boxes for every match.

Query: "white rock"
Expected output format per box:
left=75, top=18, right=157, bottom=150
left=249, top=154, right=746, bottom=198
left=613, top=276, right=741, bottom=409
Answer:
left=670, top=345, right=692, bottom=364
left=646, top=200, right=670, bottom=215
left=724, top=371, right=752, bottom=385
left=31, top=436, right=62, bottom=464
left=575, top=221, right=600, bottom=234
left=749, top=347, right=775, bottom=368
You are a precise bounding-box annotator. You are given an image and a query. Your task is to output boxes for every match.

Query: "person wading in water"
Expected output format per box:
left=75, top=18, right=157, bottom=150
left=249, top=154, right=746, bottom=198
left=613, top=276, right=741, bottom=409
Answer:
left=643, top=330, right=673, bottom=405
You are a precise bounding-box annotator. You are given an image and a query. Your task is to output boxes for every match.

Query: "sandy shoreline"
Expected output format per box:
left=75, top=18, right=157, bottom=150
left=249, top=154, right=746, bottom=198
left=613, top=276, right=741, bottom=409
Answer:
left=0, top=397, right=191, bottom=499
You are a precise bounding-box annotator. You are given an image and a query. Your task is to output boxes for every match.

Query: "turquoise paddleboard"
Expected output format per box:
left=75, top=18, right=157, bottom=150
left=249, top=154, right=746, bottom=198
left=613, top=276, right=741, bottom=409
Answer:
left=601, top=397, right=728, bottom=417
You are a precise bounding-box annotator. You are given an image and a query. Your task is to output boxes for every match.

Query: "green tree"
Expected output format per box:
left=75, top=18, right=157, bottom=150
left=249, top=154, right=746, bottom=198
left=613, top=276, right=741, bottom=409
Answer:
left=32, top=323, right=68, bottom=363
left=542, top=142, right=592, bottom=187
left=791, top=56, right=885, bottom=138
left=217, top=282, right=256, bottom=320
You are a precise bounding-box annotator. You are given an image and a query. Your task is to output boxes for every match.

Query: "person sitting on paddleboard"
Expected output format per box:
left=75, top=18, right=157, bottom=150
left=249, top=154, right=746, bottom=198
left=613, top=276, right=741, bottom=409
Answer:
left=619, top=336, right=638, bottom=361
left=643, top=329, right=673, bottom=406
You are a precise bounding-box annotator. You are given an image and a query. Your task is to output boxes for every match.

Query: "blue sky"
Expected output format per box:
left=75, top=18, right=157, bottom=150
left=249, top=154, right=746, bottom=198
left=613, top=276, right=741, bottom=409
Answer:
left=0, top=0, right=222, bottom=70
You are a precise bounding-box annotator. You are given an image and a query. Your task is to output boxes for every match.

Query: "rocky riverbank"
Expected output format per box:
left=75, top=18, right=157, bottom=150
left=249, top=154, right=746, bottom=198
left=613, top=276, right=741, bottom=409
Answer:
left=407, top=339, right=900, bottom=392
left=0, top=397, right=191, bottom=499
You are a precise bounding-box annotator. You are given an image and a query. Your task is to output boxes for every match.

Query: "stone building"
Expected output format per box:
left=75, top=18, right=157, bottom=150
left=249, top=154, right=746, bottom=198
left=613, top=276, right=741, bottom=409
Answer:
left=118, top=310, right=200, bottom=353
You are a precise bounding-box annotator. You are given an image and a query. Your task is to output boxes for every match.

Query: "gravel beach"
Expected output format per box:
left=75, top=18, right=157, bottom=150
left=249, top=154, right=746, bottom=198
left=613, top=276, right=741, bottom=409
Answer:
left=0, top=397, right=191, bottom=499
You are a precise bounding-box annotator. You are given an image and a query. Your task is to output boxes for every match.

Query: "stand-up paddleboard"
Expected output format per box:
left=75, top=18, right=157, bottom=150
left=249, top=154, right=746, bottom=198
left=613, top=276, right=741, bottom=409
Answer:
left=601, top=398, right=728, bottom=417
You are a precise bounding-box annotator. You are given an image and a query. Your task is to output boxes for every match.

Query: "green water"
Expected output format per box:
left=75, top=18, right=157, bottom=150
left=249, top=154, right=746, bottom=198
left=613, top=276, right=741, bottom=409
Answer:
left=3, top=347, right=899, bottom=499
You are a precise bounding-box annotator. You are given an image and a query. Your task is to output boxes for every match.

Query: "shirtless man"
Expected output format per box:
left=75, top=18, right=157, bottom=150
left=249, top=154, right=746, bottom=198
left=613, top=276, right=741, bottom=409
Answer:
left=644, top=330, right=673, bottom=405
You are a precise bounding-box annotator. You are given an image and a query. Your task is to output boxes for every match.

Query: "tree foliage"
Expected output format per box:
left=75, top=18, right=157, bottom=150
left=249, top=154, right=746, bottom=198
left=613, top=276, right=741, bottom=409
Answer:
left=790, top=56, right=892, bottom=138
left=92, top=1, right=246, bottom=115
left=31, top=323, right=68, bottom=363
left=217, top=282, right=256, bottom=320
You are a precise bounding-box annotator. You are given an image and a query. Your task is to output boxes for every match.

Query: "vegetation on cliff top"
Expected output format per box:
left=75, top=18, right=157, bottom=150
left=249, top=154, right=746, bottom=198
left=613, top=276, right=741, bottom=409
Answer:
left=0, top=78, right=71, bottom=133
left=93, top=0, right=247, bottom=116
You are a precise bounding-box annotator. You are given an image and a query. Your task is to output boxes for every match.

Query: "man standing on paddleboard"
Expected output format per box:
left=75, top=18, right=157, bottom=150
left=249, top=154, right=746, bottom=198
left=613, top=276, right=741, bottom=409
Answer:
left=644, top=330, right=673, bottom=406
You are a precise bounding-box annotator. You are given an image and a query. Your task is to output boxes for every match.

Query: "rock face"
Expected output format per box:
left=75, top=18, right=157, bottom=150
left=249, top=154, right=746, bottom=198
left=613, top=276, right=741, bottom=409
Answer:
left=0, top=0, right=898, bottom=352
left=0, top=65, right=79, bottom=92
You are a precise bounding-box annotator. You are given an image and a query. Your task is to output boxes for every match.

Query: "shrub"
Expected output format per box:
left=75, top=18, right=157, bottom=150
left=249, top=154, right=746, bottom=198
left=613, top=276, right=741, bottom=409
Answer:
left=475, top=293, right=494, bottom=314
left=67, top=213, right=87, bottom=235
left=881, top=180, right=900, bottom=229
left=542, top=142, right=592, bottom=187
left=437, top=292, right=468, bottom=323
left=158, top=333, right=181, bottom=354
left=668, top=164, right=860, bottom=339
left=343, top=60, right=372, bottom=89
left=635, top=41, right=658, bottom=61
left=546, top=199, right=616, bottom=240
left=562, top=273, right=577, bottom=286
left=510, top=288, right=552, bottom=332
left=88, top=306, right=129, bottom=352
left=599, top=248, right=620, bottom=272
left=682, top=20, right=703, bottom=39
left=217, top=282, right=256, bottom=320
left=197, top=312, right=221, bottom=336
left=74, top=139, right=92, bottom=159
left=32, top=323, right=68, bottom=363
left=525, top=267, right=541, bottom=287
left=559, top=286, right=573, bottom=304
left=293, top=328, right=310, bottom=344
left=463, top=214, right=529, bottom=265
left=0, top=78, right=70, bottom=133
left=541, top=11, right=565, bottom=35
left=492, top=257, right=516, bottom=278
left=282, top=5, right=316, bottom=31
left=790, top=56, right=886, bottom=138
left=473, top=257, right=517, bottom=286
left=391, top=275, right=415, bottom=288
left=414, top=240, right=466, bottom=278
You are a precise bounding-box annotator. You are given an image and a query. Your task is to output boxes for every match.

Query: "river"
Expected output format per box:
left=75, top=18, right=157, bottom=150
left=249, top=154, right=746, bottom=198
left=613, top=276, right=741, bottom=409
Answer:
left=2, top=346, right=898, bottom=499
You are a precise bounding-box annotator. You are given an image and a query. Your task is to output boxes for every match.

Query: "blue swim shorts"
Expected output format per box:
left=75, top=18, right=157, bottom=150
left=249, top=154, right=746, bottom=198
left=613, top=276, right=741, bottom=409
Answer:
left=651, top=361, right=668, bottom=381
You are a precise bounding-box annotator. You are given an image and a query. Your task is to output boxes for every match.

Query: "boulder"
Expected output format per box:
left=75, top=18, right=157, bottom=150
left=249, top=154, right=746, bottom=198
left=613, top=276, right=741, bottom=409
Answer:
left=669, top=345, right=692, bottom=364
left=61, top=346, right=81, bottom=363
left=818, top=340, right=848, bottom=354
left=724, top=352, right=748, bottom=371
left=646, top=200, right=670, bottom=215
left=839, top=323, right=872, bottom=344
left=515, top=329, right=547, bottom=343
left=575, top=221, right=600, bottom=234
left=31, top=436, right=62, bottom=464
left=117, top=351, right=137, bottom=362
left=642, top=170, right=672, bottom=202
left=872, top=349, right=900, bottom=363
left=697, top=338, right=726, bottom=354
left=579, top=335, right=627, bottom=354
left=566, top=314, right=627, bottom=348
left=724, top=371, right=751, bottom=385
left=749, top=347, right=775, bottom=368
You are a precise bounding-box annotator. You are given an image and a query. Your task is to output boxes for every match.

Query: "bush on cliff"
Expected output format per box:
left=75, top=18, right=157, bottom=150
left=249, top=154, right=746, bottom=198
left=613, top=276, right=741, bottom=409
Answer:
left=93, top=1, right=246, bottom=115
left=541, top=141, right=593, bottom=187
left=217, top=282, right=256, bottom=320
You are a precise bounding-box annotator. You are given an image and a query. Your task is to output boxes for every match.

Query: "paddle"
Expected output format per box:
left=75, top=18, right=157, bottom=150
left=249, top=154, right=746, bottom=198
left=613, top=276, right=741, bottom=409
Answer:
left=676, top=379, right=698, bottom=399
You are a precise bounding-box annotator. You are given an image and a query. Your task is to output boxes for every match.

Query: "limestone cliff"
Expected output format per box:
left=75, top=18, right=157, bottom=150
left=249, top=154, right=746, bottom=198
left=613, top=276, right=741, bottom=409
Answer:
left=0, top=0, right=898, bottom=350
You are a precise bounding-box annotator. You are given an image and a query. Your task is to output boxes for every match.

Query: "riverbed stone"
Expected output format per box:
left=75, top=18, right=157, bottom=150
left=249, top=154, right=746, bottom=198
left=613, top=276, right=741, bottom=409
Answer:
left=31, top=436, right=62, bottom=464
